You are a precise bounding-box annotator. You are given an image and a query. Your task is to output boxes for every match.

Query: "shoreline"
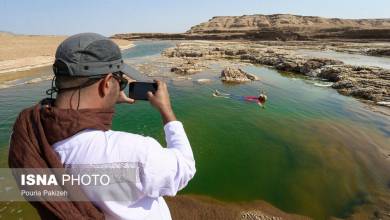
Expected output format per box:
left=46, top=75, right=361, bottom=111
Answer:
left=0, top=56, right=54, bottom=74
left=0, top=34, right=134, bottom=88
left=0, top=42, right=134, bottom=75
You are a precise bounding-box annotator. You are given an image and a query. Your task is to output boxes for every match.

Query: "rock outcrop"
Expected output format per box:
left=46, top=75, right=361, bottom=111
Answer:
left=220, top=67, right=258, bottom=82
left=163, top=41, right=390, bottom=104
left=366, top=49, right=390, bottom=57
left=170, top=59, right=205, bottom=75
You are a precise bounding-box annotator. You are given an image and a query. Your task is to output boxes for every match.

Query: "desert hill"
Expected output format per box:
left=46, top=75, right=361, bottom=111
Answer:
left=188, top=14, right=390, bottom=33
left=113, top=14, right=390, bottom=41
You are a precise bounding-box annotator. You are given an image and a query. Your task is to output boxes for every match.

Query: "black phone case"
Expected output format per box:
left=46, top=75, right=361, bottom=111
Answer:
left=128, top=82, right=158, bottom=100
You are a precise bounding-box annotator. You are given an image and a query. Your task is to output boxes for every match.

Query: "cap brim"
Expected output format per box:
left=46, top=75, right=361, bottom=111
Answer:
left=119, top=63, right=133, bottom=77
left=119, top=63, right=148, bottom=81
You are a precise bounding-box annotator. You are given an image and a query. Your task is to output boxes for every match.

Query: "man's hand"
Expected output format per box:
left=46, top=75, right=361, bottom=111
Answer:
left=116, top=91, right=135, bottom=104
left=116, top=75, right=136, bottom=104
left=147, top=80, right=177, bottom=124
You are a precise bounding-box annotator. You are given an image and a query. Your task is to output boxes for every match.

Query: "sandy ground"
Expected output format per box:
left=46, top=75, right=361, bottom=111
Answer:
left=0, top=33, right=133, bottom=85
left=166, top=195, right=311, bottom=220
left=0, top=194, right=312, bottom=220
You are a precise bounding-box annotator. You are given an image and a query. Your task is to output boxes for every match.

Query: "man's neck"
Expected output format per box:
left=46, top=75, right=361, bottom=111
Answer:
left=55, top=92, right=103, bottom=110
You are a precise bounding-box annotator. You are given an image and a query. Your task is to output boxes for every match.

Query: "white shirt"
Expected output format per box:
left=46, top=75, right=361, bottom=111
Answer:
left=52, top=121, right=196, bottom=220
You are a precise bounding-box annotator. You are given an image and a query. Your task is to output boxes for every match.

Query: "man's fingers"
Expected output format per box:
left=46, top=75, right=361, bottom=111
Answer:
left=126, top=97, right=135, bottom=104
left=155, top=80, right=167, bottom=87
left=153, top=80, right=167, bottom=92
left=122, top=75, right=134, bottom=82
left=159, top=81, right=166, bottom=88
left=127, top=79, right=136, bottom=84
left=117, top=91, right=135, bottom=104
left=147, top=91, right=154, bottom=100
left=154, top=80, right=162, bottom=88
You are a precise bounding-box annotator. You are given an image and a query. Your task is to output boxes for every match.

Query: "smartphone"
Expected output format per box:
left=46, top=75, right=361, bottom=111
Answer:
left=129, top=82, right=158, bottom=100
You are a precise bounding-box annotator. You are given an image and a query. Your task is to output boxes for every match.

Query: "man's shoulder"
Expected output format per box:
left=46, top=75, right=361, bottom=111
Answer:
left=19, top=105, right=36, bottom=114
left=103, top=131, right=161, bottom=154
left=12, top=105, right=38, bottom=131
left=78, top=129, right=157, bottom=148
left=62, top=129, right=148, bottom=142
left=54, top=129, right=158, bottom=161
left=105, top=130, right=148, bottom=141
left=15, top=105, right=36, bottom=120
left=18, top=101, right=45, bottom=117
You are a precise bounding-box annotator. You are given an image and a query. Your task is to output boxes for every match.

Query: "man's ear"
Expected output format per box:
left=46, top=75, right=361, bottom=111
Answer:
left=98, top=74, right=113, bottom=97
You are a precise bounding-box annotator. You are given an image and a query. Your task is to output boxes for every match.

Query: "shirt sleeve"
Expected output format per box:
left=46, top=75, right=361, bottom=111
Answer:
left=138, top=121, right=196, bottom=198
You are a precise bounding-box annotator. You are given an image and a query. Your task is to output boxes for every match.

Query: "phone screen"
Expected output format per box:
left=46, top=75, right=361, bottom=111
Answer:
left=128, top=82, right=158, bottom=100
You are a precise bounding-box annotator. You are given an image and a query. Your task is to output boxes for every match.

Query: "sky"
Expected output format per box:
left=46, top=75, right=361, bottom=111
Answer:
left=0, top=0, right=389, bottom=36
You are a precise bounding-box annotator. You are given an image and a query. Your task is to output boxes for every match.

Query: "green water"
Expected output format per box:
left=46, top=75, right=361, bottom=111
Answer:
left=1, top=41, right=390, bottom=219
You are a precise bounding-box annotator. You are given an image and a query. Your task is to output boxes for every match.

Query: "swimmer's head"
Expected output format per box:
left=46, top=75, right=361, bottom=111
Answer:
left=258, top=94, right=267, bottom=103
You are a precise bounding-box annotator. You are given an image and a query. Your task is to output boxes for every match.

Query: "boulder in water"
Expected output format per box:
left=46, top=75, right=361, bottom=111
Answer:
left=171, top=59, right=205, bottom=75
left=220, top=67, right=258, bottom=82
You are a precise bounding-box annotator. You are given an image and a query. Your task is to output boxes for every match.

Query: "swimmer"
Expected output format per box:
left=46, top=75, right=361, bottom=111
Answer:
left=212, top=89, right=268, bottom=108
left=241, top=89, right=267, bottom=108
left=257, top=93, right=267, bottom=108
left=212, top=89, right=231, bottom=98
left=255, top=89, right=267, bottom=108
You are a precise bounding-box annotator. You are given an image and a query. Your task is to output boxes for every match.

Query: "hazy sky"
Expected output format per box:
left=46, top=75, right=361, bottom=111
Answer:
left=0, top=0, right=389, bottom=36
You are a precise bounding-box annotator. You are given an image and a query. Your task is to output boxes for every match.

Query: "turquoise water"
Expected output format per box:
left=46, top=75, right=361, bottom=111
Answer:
left=0, top=41, right=389, bottom=219
left=122, top=41, right=175, bottom=58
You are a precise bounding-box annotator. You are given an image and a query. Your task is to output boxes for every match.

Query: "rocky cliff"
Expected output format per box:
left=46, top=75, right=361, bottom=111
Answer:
left=187, top=14, right=390, bottom=40
left=113, top=14, right=390, bottom=41
left=188, top=14, right=390, bottom=33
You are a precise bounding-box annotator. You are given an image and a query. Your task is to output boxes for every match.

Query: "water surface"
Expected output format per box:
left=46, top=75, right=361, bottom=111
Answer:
left=0, top=41, right=389, bottom=220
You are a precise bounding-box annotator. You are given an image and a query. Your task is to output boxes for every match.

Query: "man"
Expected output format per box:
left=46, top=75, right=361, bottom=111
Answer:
left=9, top=33, right=196, bottom=219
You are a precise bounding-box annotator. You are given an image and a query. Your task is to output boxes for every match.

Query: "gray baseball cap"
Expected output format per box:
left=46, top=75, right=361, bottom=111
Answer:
left=53, top=33, right=130, bottom=77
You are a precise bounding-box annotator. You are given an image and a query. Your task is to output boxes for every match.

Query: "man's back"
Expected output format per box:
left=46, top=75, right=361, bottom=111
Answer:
left=52, top=121, right=196, bottom=220
left=9, top=33, right=195, bottom=219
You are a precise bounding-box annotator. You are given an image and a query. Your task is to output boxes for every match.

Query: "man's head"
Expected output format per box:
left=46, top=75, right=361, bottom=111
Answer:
left=51, top=33, right=132, bottom=109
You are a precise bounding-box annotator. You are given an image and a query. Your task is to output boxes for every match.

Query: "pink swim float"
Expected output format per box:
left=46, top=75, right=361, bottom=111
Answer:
left=244, top=96, right=258, bottom=102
